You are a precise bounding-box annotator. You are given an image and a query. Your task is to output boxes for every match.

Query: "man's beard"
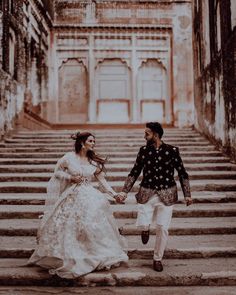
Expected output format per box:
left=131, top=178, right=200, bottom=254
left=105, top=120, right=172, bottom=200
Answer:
left=146, top=138, right=155, bottom=146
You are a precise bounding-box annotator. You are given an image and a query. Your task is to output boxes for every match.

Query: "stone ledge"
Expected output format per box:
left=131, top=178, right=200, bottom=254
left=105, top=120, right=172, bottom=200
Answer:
left=0, top=286, right=235, bottom=295
left=0, top=258, right=236, bottom=287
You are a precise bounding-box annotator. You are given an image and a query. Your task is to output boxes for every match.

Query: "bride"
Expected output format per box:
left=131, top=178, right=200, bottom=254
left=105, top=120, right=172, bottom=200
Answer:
left=28, top=131, right=128, bottom=278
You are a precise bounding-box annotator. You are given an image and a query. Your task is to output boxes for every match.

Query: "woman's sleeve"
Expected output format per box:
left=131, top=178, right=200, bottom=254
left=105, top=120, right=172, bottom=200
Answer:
left=95, top=170, right=117, bottom=198
left=54, top=155, right=72, bottom=181
left=41, top=154, right=72, bottom=230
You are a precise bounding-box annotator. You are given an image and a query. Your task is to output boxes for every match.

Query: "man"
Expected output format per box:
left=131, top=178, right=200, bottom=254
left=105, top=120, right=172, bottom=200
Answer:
left=117, top=122, right=193, bottom=272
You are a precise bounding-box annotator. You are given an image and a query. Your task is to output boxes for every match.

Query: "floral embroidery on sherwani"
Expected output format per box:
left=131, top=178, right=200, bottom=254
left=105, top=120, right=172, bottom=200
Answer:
left=122, top=143, right=191, bottom=205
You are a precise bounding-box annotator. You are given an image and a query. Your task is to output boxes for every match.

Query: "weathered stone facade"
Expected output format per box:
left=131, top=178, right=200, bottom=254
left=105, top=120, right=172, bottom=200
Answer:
left=0, top=0, right=194, bottom=131
left=192, top=0, right=236, bottom=162
left=0, top=0, right=52, bottom=137
left=44, top=0, right=194, bottom=126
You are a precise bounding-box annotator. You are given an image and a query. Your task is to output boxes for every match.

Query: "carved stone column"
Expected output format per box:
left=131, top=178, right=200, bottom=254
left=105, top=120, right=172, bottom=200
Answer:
left=131, top=33, right=139, bottom=122
left=88, top=33, right=96, bottom=122
left=0, top=11, right=3, bottom=67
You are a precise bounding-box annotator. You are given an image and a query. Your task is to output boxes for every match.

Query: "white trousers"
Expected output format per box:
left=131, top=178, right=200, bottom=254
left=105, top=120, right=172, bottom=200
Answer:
left=136, top=194, right=173, bottom=261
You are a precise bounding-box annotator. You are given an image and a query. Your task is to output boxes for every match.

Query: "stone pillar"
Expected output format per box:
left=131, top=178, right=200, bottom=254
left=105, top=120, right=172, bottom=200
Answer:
left=88, top=33, right=96, bottom=122
left=48, top=32, right=59, bottom=123
left=30, top=57, right=38, bottom=105
left=131, top=33, right=139, bottom=122
left=0, top=11, right=3, bottom=68
left=172, top=4, right=194, bottom=127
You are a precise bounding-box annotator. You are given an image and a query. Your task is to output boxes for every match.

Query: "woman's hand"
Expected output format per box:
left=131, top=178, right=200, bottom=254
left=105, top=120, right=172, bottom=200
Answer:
left=70, top=175, right=83, bottom=184
left=115, top=192, right=127, bottom=204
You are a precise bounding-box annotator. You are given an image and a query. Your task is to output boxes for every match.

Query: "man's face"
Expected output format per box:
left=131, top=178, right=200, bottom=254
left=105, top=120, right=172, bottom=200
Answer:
left=144, top=128, right=155, bottom=145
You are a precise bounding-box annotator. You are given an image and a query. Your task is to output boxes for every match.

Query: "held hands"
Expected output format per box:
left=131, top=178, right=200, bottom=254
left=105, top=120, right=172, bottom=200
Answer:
left=185, top=197, right=193, bottom=206
left=115, top=192, right=127, bottom=204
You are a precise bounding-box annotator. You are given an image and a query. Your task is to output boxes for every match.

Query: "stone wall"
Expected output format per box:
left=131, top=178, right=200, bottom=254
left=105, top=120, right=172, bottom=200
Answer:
left=192, top=0, right=236, bottom=162
left=0, top=0, right=52, bottom=137
left=47, top=0, right=194, bottom=126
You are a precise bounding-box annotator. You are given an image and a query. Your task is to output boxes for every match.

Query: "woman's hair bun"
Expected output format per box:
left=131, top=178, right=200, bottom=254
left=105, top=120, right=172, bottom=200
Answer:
left=71, top=131, right=80, bottom=140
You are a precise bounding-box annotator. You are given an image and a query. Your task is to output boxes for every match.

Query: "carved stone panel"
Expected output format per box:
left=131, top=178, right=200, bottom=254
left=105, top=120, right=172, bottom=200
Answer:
left=95, top=59, right=131, bottom=122
left=58, top=59, right=88, bottom=123
left=137, top=59, right=168, bottom=123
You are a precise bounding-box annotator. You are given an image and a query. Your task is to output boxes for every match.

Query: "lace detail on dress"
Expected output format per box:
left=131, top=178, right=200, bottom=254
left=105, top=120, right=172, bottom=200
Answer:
left=28, top=152, right=128, bottom=278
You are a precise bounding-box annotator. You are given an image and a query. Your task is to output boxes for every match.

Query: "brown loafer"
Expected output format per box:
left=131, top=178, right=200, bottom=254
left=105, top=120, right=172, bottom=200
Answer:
left=141, top=230, right=150, bottom=244
left=153, top=260, right=163, bottom=272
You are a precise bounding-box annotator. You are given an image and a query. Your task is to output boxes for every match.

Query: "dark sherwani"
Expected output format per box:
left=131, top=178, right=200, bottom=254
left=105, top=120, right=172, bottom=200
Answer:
left=122, top=142, right=191, bottom=205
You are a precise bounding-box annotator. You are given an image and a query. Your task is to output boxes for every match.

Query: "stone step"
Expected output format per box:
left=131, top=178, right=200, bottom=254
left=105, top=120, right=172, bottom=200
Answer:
left=0, top=234, right=235, bottom=259
left=0, top=217, right=235, bottom=236
left=118, top=217, right=236, bottom=235
left=4, top=137, right=210, bottom=144
left=107, top=170, right=236, bottom=180
left=0, top=151, right=223, bottom=159
left=0, top=156, right=230, bottom=164
left=0, top=257, right=236, bottom=287
left=1, top=128, right=234, bottom=291
left=0, top=162, right=236, bottom=173
left=10, top=130, right=199, bottom=139
left=0, top=286, right=236, bottom=295
left=0, top=146, right=218, bottom=153
left=10, top=135, right=199, bottom=141
left=0, top=179, right=236, bottom=193
left=11, top=130, right=199, bottom=137
left=14, top=127, right=195, bottom=132
left=1, top=142, right=214, bottom=148
left=0, top=142, right=217, bottom=150
left=0, top=191, right=236, bottom=205
left=10, top=133, right=201, bottom=139
left=0, top=170, right=235, bottom=182
left=1, top=203, right=236, bottom=219
left=112, top=203, right=236, bottom=218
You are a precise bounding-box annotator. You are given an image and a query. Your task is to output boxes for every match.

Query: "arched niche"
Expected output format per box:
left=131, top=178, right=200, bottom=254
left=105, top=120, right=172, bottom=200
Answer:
left=138, top=58, right=167, bottom=72
left=137, top=58, right=169, bottom=123
left=94, top=58, right=131, bottom=123
left=58, top=58, right=88, bottom=123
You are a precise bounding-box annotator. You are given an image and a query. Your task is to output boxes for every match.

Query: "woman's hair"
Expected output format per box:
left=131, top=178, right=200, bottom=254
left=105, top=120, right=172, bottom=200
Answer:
left=71, top=131, right=106, bottom=174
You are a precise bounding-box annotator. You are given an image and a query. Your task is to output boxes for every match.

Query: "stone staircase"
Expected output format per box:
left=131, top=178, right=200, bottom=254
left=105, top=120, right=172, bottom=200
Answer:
left=0, top=128, right=236, bottom=294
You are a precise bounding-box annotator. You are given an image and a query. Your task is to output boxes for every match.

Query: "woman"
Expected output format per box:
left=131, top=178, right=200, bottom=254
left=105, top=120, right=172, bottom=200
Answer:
left=28, top=131, right=128, bottom=278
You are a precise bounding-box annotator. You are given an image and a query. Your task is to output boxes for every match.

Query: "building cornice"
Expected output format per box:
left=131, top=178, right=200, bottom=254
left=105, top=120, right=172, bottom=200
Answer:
left=53, top=23, right=172, bottom=30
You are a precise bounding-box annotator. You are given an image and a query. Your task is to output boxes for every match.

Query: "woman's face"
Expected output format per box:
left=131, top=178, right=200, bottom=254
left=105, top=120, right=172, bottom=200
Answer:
left=84, top=135, right=95, bottom=151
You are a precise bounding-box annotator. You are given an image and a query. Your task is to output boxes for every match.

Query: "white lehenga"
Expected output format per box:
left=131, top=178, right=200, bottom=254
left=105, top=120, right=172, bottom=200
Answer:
left=28, top=151, right=128, bottom=278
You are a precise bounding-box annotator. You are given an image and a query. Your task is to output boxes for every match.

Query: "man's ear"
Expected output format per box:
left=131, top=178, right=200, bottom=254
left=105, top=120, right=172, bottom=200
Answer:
left=153, top=133, right=159, bottom=140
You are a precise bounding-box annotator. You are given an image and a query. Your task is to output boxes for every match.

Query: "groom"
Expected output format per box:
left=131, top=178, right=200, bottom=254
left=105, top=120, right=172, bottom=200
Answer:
left=117, top=122, right=192, bottom=272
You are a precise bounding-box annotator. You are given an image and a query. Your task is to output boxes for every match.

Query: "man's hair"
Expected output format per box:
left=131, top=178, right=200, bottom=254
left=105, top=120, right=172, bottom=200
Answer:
left=146, top=122, right=164, bottom=138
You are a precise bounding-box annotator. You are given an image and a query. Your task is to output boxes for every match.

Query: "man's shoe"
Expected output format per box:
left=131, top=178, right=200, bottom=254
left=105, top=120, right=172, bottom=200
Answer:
left=141, top=230, right=150, bottom=244
left=153, top=260, right=163, bottom=272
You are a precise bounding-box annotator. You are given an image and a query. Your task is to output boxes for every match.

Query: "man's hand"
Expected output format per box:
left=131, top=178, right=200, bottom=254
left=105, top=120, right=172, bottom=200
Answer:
left=115, top=192, right=127, bottom=204
left=185, top=197, right=193, bottom=206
